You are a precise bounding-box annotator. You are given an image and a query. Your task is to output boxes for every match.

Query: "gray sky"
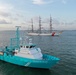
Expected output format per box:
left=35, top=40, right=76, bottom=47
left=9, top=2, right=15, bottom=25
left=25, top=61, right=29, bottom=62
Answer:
left=0, top=0, right=76, bottom=30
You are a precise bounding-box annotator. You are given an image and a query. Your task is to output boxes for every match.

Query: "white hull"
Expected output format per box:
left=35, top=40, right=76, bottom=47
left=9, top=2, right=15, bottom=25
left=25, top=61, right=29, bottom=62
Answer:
left=28, top=32, right=60, bottom=36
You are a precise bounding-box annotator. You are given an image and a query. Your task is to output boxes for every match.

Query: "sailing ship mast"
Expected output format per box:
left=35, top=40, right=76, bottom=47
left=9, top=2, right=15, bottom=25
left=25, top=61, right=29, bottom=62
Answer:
left=50, top=16, right=52, bottom=33
left=39, top=16, right=41, bottom=34
left=31, top=19, right=34, bottom=33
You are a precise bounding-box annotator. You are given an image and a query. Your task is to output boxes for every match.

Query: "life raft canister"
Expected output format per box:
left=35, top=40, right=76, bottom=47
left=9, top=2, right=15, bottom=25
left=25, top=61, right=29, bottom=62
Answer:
left=52, top=32, right=55, bottom=36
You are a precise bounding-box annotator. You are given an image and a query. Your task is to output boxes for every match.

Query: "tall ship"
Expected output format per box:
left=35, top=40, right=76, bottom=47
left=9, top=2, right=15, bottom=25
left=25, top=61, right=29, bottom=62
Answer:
left=0, top=26, right=60, bottom=69
left=28, top=16, right=62, bottom=36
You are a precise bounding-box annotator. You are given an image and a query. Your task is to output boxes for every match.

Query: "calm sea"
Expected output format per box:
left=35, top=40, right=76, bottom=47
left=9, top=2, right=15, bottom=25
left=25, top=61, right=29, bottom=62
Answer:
left=0, top=30, right=76, bottom=75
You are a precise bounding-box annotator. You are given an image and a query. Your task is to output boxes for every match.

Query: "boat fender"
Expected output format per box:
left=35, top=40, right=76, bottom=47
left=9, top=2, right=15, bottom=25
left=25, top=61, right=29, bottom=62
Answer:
left=52, top=32, right=55, bottom=36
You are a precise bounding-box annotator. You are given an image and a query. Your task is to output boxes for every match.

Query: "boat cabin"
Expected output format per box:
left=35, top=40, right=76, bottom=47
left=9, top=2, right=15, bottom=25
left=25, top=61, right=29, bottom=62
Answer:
left=14, top=44, right=43, bottom=60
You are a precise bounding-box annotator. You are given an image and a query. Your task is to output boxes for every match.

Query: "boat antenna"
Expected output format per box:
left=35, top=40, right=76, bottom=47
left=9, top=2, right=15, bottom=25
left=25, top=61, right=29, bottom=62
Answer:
left=16, top=26, right=21, bottom=48
left=50, top=15, right=52, bottom=33
left=29, top=38, right=32, bottom=45
left=39, top=16, right=41, bottom=33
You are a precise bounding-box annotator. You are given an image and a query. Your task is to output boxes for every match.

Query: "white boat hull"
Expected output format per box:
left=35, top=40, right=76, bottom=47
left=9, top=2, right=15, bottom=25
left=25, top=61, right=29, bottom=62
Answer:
left=28, top=32, right=60, bottom=36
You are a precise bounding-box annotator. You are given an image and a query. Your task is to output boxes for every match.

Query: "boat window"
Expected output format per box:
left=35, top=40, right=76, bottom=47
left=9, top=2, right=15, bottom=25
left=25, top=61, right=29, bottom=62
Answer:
left=30, top=46, right=32, bottom=48
left=29, top=45, right=35, bottom=48
left=20, top=46, right=23, bottom=47
left=26, top=46, right=29, bottom=48
left=26, top=45, right=35, bottom=48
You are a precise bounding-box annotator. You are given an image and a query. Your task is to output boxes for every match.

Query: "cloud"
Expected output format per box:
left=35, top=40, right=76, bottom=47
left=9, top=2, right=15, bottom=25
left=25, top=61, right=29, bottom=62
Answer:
left=11, top=18, right=19, bottom=21
left=32, top=0, right=44, bottom=5
left=0, top=3, right=13, bottom=12
left=0, top=19, right=12, bottom=24
left=42, top=18, right=50, bottom=23
left=0, top=11, right=11, bottom=17
left=0, top=3, right=14, bottom=23
left=61, top=0, right=67, bottom=4
left=32, top=0, right=54, bottom=5
left=33, top=16, right=40, bottom=22
left=32, top=0, right=68, bottom=5
left=16, top=13, right=24, bottom=18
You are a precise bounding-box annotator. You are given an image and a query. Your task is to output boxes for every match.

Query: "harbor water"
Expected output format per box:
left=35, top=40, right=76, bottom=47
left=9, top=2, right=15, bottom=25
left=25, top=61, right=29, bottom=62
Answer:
left=0, top=30, right=76, bottom=75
